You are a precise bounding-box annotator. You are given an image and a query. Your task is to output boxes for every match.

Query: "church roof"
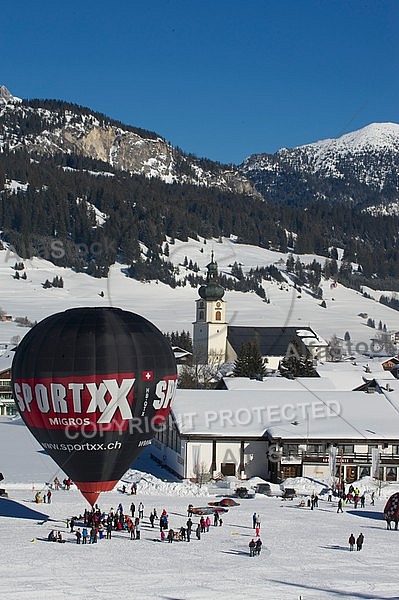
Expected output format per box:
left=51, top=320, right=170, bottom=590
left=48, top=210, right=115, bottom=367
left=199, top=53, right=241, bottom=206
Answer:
left=227, top=326, right=317, bottom=357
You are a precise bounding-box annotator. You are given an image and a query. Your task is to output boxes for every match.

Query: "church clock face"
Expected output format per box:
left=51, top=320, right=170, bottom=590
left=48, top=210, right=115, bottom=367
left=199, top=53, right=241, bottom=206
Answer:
left=216, top=302, right=221, bottom=308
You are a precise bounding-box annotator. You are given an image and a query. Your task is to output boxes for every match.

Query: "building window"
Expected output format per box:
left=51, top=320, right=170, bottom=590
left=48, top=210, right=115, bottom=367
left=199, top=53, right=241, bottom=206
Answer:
left=338, top=444, right=354, bottom=454
left=386, top=467, right=397, bottom=481
left=392, top=445, right=399, bottom=455
left=199, top=311, right=204, bottom=320
left=359, top=466, right=370, bottom=478
left=215, top=311, right=221, bottom=321
left=283, top=444, right=299, bottom=456
left=307, top=444, right=325, bottom=455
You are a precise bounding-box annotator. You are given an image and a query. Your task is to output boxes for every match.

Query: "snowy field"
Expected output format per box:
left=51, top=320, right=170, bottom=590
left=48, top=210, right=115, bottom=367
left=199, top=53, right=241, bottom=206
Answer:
left=1, top=417, right=399, bottom=600
left=1, top=236, right=399, bottom=355
left=2, top=237, right=399, bottom=599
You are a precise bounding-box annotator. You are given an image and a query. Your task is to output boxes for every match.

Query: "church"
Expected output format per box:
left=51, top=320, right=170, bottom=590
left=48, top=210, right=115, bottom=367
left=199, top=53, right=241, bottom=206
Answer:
left=192, top=252, right=328, bottom=369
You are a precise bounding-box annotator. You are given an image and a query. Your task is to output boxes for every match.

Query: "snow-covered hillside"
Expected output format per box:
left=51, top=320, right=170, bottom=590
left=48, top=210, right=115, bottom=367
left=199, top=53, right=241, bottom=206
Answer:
left=1, top=236, right=399, bottom=358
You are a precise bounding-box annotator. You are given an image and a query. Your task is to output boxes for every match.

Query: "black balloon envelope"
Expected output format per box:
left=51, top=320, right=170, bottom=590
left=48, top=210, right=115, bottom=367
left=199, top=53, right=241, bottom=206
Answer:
left=12, top=307, right=177, bottom=505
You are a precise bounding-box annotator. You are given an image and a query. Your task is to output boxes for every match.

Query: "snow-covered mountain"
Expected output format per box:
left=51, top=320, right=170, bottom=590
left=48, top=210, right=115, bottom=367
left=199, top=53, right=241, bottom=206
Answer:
left=242, top=123, right=399, bottom=207
left=0, top=85, right=255, bottom=195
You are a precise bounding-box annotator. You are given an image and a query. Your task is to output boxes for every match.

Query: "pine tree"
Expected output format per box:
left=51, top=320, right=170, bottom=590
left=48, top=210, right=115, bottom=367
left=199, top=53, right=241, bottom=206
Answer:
left=280, top=338, right=318, bottom=377
left=286, top=254, right=295, bottom=272
left=233, top=341, right=267, bottom=378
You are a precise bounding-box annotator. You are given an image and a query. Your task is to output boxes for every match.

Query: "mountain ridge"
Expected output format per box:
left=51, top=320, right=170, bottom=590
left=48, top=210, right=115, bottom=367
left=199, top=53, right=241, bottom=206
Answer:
left=241, top=122, right=399, bottom=208
left=0, top=85, right=257, bottom=197
left=2, top=84, right=399, bottom=288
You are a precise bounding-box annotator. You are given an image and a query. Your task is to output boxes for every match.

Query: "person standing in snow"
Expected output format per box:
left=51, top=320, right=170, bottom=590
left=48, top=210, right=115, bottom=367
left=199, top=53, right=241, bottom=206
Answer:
left=106, top=521, right=112, bottom=540
left=196, top=524, right=201, bottom=540
left=135, top=522, right=141, bottom=540
left=252, top=512, right=257, bottom=529
left=82, top=527, right=88, bottom=544
left=213, top=511, right=219, bottom=526
left=337, top=498, right=343, bottom=513
left=348, top=533, right=355, bottom=551
left=255, top=538, right=262, bottom=555
left=356, top=533, right=364, bottom=551
left=75, top=528, right=82, bottom=544
left=138, top=502, right=144, bottom=519
left=200, top=516, right=206, bottom=533
left=130, top=502, right=135, bottom=517
left=167, top=528, right=174, bottom=543
left=186, top=518, right=193, bottom=540
left=249, top=539, right=256, bottom=557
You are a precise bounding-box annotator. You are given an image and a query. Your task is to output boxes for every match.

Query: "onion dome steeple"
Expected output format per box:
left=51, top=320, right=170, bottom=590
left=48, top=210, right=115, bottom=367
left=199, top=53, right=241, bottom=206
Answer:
left=198, top=251, right=225, bottom=301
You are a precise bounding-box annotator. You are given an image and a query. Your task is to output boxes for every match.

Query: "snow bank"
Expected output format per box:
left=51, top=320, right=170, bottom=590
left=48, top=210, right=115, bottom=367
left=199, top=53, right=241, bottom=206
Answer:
left=121, top=469, right=209, bottom=496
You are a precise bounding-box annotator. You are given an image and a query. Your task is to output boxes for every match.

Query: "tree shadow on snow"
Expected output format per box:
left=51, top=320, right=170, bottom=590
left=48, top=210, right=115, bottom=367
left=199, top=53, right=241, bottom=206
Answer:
left=0, top=497, right=49, bottom=520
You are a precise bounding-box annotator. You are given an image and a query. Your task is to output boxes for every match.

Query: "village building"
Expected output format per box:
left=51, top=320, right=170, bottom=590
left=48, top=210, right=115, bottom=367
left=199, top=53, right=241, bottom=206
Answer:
left=152, top=369, right=399, bottom=484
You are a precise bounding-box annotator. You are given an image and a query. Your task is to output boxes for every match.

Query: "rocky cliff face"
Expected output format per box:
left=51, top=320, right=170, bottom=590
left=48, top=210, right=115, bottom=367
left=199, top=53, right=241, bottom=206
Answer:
left=0, top=86, right=257, bottom=196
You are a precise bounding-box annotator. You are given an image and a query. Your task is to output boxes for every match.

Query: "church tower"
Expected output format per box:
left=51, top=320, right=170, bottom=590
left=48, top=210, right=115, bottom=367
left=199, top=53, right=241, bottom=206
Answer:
left=193, top=252, right=227, bottom=363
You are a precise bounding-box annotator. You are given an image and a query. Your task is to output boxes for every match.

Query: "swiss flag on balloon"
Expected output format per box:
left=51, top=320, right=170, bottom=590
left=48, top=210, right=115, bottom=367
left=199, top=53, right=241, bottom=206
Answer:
left=142, top=370, right=154, bottom=382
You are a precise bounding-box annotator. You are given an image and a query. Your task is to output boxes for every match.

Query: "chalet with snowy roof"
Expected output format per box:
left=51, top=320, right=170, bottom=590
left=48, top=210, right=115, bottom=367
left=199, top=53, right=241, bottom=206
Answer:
left=193, top=253, right=328, bottom=369
left=152, top=368, right=399, bottom=485
left=382, top=355, right=399, bottom=378
left=0, top=348, right=16, bottom=416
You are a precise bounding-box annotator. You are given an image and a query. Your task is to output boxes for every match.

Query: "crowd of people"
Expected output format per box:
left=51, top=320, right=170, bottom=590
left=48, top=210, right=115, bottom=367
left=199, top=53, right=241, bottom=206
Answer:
left=45, top=495, right=247, bottom=551
left=42, top=480, right=383, bottom=557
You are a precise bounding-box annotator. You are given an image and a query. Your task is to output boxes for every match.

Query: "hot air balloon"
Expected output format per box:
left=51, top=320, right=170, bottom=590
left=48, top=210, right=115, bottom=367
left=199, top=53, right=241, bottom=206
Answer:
left=384, top=492, right=399, bottom=529
left=12, top=307, right=177, bottom=506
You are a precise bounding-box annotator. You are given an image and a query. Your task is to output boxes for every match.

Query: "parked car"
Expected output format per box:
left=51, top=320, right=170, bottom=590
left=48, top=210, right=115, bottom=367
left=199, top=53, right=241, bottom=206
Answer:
left=255, top=483, right=272, bottom=496
left=235, top=486, right=255, bottom=499
left=282, top=488, right=296, bottom=500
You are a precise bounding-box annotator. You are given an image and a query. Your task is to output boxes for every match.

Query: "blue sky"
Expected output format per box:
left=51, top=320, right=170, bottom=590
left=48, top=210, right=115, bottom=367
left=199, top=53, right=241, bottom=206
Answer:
left=2, top=0, right=398, bottom=164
